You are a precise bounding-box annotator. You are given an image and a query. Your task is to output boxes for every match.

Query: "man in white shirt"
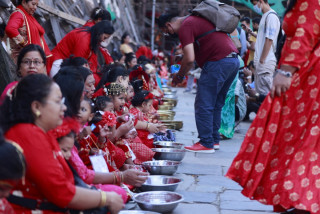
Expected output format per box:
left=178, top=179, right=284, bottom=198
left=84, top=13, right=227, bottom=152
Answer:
left=251, top=0, right=280, bottom=96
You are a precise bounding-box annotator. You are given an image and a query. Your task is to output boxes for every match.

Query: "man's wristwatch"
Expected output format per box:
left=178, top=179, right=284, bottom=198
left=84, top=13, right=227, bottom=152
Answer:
left=255, top=92, right=260, bottom=101
left=176, top=74, right=184, bottom=80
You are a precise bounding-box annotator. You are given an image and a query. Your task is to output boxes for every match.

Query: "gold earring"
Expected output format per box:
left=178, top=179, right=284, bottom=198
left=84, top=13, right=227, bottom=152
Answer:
left=35, top=110, right=41, bottom=117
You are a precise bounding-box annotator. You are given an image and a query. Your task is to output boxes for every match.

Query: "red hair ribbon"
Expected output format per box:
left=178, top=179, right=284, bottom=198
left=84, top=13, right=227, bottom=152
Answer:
left=51, top=117, right=80, bottom=139
left=93, top=111, right=117, bottom=133
left=144, top=93, right=154, bottom=100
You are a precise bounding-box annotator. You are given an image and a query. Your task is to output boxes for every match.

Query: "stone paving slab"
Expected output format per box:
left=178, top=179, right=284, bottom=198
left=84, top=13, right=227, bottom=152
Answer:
left=220, top=200, right=273, bottom=212
left=221, top=210, right=274, bottom=214
left=174, top=174, right=196, bottom=191
left=220, top=190, right=252, bottom=202
left=176, top=190, right=218, bottom=203
left=176, top=162, right=223, bottom=176
left=169, top=203, right=219, bottom=214
left=197, top=175, right=242, bottom=191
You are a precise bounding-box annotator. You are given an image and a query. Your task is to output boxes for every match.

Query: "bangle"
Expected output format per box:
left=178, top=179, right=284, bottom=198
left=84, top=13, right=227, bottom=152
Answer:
left=99, top=191, right=107, bottom=207
left=114, top=171, right=121, bottom=185
left=146, top=122, right=149, bottom=130
left=246, top=76, right=252, bottom=79
left=276, top=69, right=292, bottom=78
left=120, top=172, right=124, bottom=183
left=112, top=172, right=116, bottom=184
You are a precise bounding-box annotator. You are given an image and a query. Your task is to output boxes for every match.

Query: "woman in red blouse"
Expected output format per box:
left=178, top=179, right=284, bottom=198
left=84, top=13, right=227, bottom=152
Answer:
left=0, top=74, right=123, bottom=213
left=5, top=0, right=52, bottom=67
left=84, top=7, right=111, bottom=27
left=226, top=1, right=320, bottom=213
left=50, top=20, right=114, bottom=82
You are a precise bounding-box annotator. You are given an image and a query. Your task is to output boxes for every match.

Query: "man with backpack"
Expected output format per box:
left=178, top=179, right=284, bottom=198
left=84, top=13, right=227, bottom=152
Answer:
left=251, top=0, right=280, bottom=96
left=158, top=10, right=239, bottom=153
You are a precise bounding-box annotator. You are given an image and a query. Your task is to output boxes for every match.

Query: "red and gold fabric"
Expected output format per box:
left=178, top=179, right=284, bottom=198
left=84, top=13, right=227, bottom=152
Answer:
left=226, top=1, right=320, bottom=213
left=5, top=5, right=52, bottom=64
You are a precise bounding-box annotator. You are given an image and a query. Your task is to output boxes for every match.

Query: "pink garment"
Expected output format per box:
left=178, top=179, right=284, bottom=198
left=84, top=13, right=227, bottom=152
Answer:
left=69, top=146, right=128, bottom=203
left=0, top=81, right=18, bottom=105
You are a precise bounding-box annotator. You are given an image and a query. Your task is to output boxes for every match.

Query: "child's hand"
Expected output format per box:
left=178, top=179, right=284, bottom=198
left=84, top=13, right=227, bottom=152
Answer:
left=157, top=124, right=167, bottom=132
left=117, top=119, right=134, bottom=137
left=78, top=126, right=91, bottom=140
left=147, top=123, right=159, bottom=134
left=123, top=169, right=149, bottom=187
left=124, top=128, right=138, bottom=139
left=117, top=113, right=129, bottom=123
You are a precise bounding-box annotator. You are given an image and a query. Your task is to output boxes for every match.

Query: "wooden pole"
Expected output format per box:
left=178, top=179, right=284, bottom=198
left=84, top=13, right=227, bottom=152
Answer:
left=151, top=0, right=156, bottom=51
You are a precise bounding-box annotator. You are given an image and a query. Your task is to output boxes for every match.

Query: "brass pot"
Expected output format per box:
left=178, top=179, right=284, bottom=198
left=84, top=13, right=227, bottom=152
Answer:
left=157, top=110, right=176, bottom=117
left=163, top=99, right=177, bottom=107
left=159, top=114, right=174, bottom=121
left=161, top=121, right=183, bottom=130
left=159, top=104, right=174, bottom=110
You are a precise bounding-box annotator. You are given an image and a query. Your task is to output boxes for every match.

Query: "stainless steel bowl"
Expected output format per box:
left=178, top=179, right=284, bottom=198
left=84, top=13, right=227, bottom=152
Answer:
left=140, top=176, right=183, bottom=192
left=164, top=94, right=178, bottom=99
left=133, top=191, right=184, bottom=213
left=142, top=160, right=180, bottom=175
left=152, top=148, right=186, bottom=161
left=153, top=141, right=184, bottom=149
left=119, top=211, right=160, bottom=214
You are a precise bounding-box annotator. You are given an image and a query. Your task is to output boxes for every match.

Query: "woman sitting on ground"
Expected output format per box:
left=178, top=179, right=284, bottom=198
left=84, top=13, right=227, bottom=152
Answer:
left=0, top=74, right=123, bottom=213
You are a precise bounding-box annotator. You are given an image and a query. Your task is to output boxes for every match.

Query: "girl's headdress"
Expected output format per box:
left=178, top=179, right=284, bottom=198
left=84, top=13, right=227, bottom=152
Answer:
left=93, top=111, right=117, bottom=133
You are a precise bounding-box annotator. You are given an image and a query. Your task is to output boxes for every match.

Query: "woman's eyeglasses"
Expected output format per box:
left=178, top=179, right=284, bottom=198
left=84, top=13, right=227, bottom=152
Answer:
left=22, top=60, right=44, bottom=67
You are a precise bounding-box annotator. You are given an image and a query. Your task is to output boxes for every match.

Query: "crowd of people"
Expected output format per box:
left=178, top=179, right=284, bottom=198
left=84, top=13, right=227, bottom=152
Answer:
left=159, top=0, right=320, bottom=213
left=0, top=0, right=319, bottom=213
left=0, top=0, right=175, bottom=213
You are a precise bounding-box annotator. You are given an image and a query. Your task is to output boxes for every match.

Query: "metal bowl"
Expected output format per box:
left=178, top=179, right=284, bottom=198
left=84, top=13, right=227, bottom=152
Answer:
left=164, top=94, right=177, bottom=99
left=157, top=110, right=176, bottom=117
left=163, top=99, right=177, bottom=107
left=154, top=141, right=184, bottom=149
left=152, top=148, right=186, bottom=161
left=140, top=176, right=183, bottom=192
left=133, top=191, right=184, bottom=213
left=164, top=90, right=177, bottom=95
left=161, top=121, right=183, bottom=130
left=158, top=104, right=174, bottom=111
left=142, top=160, right=181, bottom=175
left=158, top=114, right=174, bottom=121
left=119, top=211, right=160, bottom=214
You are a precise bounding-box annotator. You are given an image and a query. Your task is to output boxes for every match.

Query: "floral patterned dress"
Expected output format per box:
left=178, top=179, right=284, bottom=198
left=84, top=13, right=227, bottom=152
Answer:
left=226, top=1, right=320, bottom=213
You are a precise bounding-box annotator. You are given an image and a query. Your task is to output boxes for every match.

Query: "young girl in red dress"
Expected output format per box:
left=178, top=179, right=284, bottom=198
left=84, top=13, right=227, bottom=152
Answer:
left=77, top=98, right=132, bottom=171
left=130, top=90, right=164, bottom=149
